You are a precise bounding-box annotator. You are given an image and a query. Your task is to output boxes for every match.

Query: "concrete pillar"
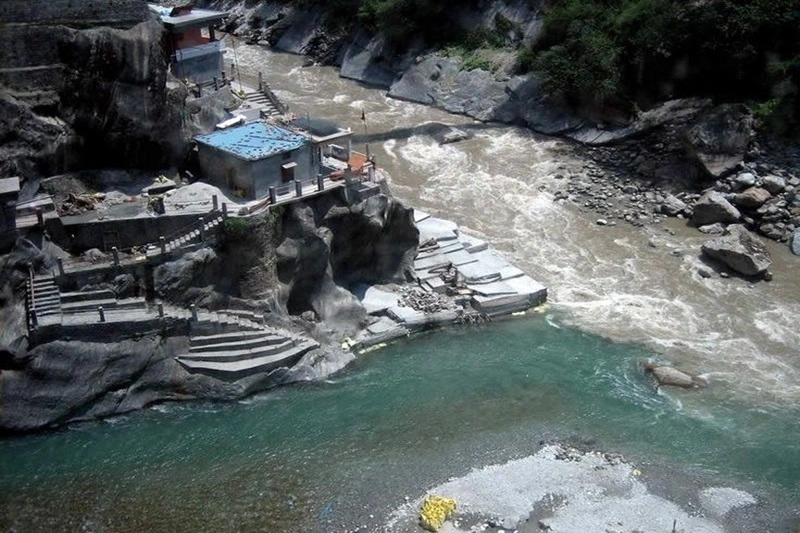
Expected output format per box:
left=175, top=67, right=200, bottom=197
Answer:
left=158, top=302, right=164, bottom=318
left=269, top=187, right=277, bottom=204
left=159, top=236, right=166, bottom=254
left=317, top=175, right=324, bottom=191
left=222, top=203, right=228, bottom=221
left=295, top=180, right=303, bottom=197
left=30, top=309, right=37, bottom=328
left=36, top=207, right=43, bottom=227
left=199, top=217, right=205, bottom=242
left=112, top=246, right=119, bottom=267
left=212, top=194, right=218, bottom=211
left=190, top=304, right=198, bottom=322
left=57, top=258, right=64, bottom=276
left=98, top=306, right=105, bottom=323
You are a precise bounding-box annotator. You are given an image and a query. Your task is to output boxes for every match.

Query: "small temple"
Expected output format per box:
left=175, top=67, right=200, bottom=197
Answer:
left=148, top=1, right=227, bottom=83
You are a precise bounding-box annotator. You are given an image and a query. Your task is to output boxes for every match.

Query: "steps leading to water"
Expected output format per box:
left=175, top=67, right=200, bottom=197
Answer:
left=177, top=340, right=317, bottom=378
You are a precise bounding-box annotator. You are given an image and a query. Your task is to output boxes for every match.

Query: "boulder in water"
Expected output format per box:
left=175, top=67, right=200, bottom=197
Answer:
left=643, top=362, right=703, bottom=388
left=701, top=224, right=772, bottom=277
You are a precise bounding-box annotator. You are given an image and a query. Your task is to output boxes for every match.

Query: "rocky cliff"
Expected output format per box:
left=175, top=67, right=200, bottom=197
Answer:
left=0, top=1, right=189, bottom=182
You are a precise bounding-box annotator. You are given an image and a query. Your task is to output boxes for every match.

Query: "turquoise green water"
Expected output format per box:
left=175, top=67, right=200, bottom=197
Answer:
left=1, top=314, right=798, bottom=531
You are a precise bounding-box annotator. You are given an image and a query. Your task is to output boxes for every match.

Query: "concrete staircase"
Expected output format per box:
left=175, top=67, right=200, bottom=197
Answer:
left=243, top=89, right=282, bottom=118
left=145, top=211, right=224, bottom=259
left=177, top=310, right=318, bottom=380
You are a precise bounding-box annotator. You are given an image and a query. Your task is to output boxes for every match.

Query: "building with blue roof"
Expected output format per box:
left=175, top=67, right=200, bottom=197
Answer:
left=195, top=122, right=313, bottom=199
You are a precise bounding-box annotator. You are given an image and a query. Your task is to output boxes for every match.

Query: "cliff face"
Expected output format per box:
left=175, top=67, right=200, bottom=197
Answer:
left=0, top=1, right=189, bottom=181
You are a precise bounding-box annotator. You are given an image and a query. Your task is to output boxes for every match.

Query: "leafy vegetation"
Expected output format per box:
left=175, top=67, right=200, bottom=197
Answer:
left=518, top=0, right=800, bottom=126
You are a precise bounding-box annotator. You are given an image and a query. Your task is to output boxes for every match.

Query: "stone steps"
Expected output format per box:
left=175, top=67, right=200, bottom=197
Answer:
left=190, top=333, right=288, bottom=353
left=189, top=329, right=275, bottom=346
left=176, top=340, right=317, bottom=378
left=61, top=289, right=116, bottom=303
left=186, top=338, right=295, bottom=361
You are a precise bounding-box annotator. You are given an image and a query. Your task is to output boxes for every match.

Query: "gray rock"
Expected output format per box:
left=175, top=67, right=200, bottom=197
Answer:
left=340, top=29, right=396, bottom=88
left=791, top=229, right=800, bottom=256
left=698, top=223, right=726, bottom=234
left=701, top=224, right=772, bottom=277
left=660, top=194, right=687, bottom=216
left=683, top=104, right=754, bottom=178
left=643, top=363, right=700, bottom=388
left=761, top=175, right=786, bottom=194
left=733, top=172, right=757, bottom=189
left=732, top=187, right=771, bottom=209
left=566, top=98, right=711, bottom=145
left=691, top=191, right=741, bottom=226
left=274, top=8, right=323, bottom=55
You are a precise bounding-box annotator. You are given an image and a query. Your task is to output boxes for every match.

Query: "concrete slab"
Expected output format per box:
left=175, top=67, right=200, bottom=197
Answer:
left=417, top=216, right=458, bottom=242
left=0, top=176, right=20, bottom=196
left=505, top=275, right=548, bottom=299
left=386, top=304, right=426, bottom=324
left=498, top=266, right=525, bottom=280
left=459, top=233, right=488, bottom=254
left=414, top=253, right=449, bottom=272
left=467, top=280, right=518, bottom=297
left=359, top=286, right=399, bottom=315
left=442, top=249, right=478, bottom=267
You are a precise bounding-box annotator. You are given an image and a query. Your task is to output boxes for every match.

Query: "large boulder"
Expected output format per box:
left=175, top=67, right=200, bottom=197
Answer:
left=683, top=104, right=754, bottom=178
left=691, top=191, right=741, bottom=226
left=154, top=248, right=219, bottom=302
left=701, top=224, right=772, bottom=277
left=732, top=187, right=771, bottom=209
left=643, top=363, right=702, bottom=388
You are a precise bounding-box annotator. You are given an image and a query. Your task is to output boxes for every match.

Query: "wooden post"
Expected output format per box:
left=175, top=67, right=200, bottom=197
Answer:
left=112, top=246, right=119, bottom=267
left=212, top=194, right=218, bottom=211
left=190, top=304, right=198, bottom=322
left=36, top=207, right=43, bottom=227
left=222, top=203, right=228, bottom=221
left=98, top=306, right=105, bottom=323
left=317, top=175, right=324, bottom=191
left=295, top=180, right=302, bottom=197
left=57, top=258, right=64, bottom=277
left=213, top=76, right=219, bottom=91
left=258, top=71, right=263, bottom=92
left=30, top=309, right=38, bottom=328
left=269, top=187, right=277, bottom=204
left=159, top=236, right=166, bottom=254
left=199, top=217, right=205, bottom=242
left=158, top=302, right=164, bottom=318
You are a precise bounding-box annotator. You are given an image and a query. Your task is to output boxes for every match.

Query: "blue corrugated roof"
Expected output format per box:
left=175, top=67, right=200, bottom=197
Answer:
left=195, top=122, right=308, bottom=161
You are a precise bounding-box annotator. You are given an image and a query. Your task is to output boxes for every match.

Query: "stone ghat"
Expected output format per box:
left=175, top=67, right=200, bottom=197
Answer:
left=348, top=209, right=547, bottom=351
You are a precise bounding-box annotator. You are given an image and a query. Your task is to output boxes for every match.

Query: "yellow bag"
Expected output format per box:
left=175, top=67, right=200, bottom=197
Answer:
left=419, top=495, right=457, bottom=532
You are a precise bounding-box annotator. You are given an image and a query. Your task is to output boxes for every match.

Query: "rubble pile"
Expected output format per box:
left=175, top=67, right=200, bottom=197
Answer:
left=397, top=287, right=451, bottom=313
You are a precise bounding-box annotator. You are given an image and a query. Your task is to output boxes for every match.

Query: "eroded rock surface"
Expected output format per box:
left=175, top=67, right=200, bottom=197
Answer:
left=701, top=224, right=772, bottom=277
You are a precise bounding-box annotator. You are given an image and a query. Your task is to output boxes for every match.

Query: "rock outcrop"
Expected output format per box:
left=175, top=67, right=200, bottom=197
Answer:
left=0, top=10, right=189, bottom=182
left=683, top=104, right=754, bottom=179
left=691, top=191, right=741, bottom=226
left=701, top=224, right=772, bottom=277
